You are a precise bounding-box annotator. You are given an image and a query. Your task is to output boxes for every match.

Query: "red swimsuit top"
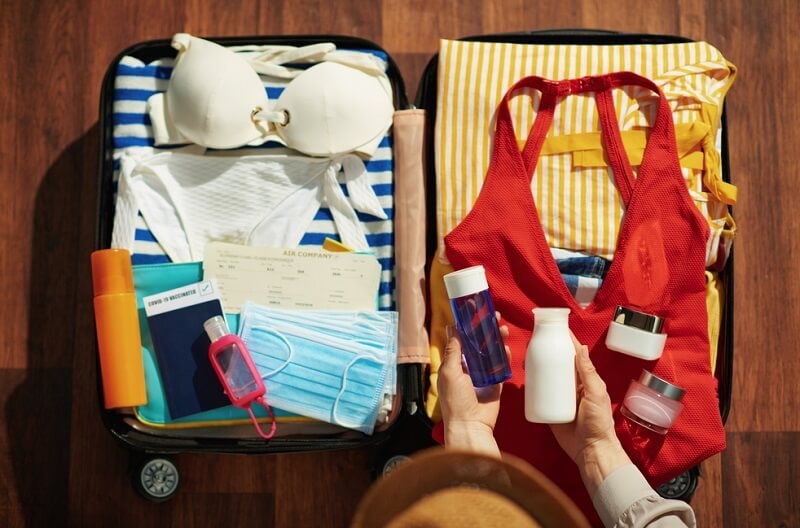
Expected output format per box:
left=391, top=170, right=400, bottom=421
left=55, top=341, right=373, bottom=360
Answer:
left=439, top=72, right=725, bottom=523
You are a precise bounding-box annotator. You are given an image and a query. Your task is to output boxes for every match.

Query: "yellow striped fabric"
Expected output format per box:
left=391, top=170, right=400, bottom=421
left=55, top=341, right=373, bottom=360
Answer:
left=434, top=39, right=737, bottom=265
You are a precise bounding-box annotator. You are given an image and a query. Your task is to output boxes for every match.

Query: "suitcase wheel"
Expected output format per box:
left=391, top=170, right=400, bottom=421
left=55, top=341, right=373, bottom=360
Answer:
left=379, top=454, right=412, bottom=476
left=133, top=456, right=180, bottom=502
left=655, top=466, right=699, bottom=502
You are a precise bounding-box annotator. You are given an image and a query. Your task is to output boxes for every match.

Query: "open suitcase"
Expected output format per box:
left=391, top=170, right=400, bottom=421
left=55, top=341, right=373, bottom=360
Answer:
left=94, top=30, right=736, bottom=517
left=408, top=30, right=737, bottom=504
left=95, top=33, right=422, bottom=501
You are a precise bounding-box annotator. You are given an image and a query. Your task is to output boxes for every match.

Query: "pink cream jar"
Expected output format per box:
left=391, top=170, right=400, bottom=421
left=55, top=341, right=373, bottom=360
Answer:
left=620, top=370, right=686, bottom=434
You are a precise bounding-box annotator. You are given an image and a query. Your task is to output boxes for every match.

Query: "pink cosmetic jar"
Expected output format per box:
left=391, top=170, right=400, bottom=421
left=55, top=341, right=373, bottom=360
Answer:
left=620, top=370, right=686, bottom=434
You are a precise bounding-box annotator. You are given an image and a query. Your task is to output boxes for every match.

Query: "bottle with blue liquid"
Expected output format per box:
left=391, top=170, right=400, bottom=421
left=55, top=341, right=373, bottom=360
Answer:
left=443, top=265, right=512, bottom=387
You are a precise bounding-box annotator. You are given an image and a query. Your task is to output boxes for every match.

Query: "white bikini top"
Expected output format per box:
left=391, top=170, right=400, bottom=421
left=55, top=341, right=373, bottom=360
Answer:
left=147, top=33, right=395, bottom=157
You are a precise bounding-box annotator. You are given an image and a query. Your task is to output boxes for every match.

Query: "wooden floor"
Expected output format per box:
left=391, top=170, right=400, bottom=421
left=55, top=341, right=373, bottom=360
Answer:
left=1, top=0, right=797, bottom=526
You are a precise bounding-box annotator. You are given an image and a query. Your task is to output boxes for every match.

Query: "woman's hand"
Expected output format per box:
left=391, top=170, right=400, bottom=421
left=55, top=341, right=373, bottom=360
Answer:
left=549, top=335, right=632, bottom=496
left=437, top=316, right=510, bottom=457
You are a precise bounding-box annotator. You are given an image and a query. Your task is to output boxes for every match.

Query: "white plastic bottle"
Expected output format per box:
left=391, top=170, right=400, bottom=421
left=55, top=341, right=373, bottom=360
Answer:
left=525, top=308, right=576, bottom=423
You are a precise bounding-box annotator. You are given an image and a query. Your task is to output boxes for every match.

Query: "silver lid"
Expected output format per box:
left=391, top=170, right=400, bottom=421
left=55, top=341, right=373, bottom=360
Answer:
left=613, top=306, right=664, bottom=333
left=638, top=370, right=686, bottom=400
left=203, top=315, right=229, bottom=343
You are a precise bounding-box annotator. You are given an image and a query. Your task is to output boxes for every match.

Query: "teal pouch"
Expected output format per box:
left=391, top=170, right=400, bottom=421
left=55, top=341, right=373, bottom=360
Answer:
left=132, top=262, right=306, bottom=428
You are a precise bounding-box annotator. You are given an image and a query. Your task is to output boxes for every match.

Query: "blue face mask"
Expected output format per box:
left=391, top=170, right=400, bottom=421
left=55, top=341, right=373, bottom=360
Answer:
left=238, top=303, right=398, bottom=435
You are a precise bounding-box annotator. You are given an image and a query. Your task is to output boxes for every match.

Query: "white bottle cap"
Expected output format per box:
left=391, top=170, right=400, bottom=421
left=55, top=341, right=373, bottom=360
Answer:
left=532, top=307, right=571, bottom=323
left=443, top=265, right=489, bottom=299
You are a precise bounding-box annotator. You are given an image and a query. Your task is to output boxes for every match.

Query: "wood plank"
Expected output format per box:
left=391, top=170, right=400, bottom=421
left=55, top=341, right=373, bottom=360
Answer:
left=382, top=0, right=482, bottom=53
left=281, top=0, right=383, bottom=43
left=274, top=449, right=374, bottom=527
left=704, top=0, right=800, bottom=433
left=0, top=1, right=795, bottom=527
left=691, top=452, right=723, bottom=528
left=723, top=433, right=800, bottom=526
left=0, top=369, right=72, bottom=527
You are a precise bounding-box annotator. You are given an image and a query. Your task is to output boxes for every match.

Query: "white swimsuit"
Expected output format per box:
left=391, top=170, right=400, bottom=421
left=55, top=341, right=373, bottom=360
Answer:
left=112, top=147, right=388, bottom=261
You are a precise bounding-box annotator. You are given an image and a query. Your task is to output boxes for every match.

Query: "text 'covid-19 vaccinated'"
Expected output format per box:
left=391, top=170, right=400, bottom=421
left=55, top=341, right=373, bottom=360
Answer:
left=525, top=307, right=576, bottom=423
left=443, top=265, right=512, bottom=387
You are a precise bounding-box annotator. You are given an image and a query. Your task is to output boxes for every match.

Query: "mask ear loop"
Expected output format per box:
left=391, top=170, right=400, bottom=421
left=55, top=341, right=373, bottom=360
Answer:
left=331, top=354, right=385, bottom=430
left=255, top=328, right=295, bottom=378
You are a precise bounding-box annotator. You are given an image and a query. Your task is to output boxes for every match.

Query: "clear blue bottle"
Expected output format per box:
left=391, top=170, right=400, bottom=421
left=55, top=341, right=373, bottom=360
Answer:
left=443, top=265, right=512, bottom=387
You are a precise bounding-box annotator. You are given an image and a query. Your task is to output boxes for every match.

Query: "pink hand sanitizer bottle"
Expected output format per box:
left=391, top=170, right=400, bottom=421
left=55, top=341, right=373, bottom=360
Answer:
left=204, top=316, right=276, bottom=439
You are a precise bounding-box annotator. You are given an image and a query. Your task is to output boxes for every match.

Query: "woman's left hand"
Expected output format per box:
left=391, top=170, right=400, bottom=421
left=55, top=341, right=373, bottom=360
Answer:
left=437, top=314, right=510, bottom=456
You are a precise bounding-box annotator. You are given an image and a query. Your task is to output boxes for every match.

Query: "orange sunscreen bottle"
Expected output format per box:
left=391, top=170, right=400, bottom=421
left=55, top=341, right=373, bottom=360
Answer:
left=91, top=249, right=148, bottom=409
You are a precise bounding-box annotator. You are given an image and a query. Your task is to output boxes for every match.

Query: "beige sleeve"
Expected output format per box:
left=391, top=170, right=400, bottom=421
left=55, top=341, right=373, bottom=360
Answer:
left=593, top=464, right=696, bottom=528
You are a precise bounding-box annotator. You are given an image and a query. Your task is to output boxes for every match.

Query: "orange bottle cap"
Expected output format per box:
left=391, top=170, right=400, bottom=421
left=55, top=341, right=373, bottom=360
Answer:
left=91, top=249, right=135, bottom=296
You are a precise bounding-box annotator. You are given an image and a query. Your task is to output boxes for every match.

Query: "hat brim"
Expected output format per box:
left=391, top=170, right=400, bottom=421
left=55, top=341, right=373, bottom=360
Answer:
left=351, top=447, right=589, bottom=527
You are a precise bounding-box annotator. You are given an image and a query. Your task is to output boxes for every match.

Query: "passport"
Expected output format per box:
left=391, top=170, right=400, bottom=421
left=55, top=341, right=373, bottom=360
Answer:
left=143, top=280, right=230, bottom=419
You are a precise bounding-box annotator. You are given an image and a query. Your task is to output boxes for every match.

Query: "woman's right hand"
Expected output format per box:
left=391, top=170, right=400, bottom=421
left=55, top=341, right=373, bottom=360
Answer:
left=549, top=336, right=632, bottom=496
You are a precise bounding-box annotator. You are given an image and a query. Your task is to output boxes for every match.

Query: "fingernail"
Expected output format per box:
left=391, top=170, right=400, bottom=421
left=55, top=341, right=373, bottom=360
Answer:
left=445, top=325, right=456, bottom=340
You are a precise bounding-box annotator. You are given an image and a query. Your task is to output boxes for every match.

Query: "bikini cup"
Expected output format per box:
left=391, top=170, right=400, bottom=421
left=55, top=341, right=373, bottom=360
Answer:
left=148, top=33, right=395, bottom=157
left=162, top=33, right=272, bottom=150
left=271, top=60, right=394, bottom=157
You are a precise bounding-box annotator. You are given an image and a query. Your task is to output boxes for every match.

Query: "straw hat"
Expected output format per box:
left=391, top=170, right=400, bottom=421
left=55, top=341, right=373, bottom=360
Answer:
left=351, top=448, right=589, bottom=527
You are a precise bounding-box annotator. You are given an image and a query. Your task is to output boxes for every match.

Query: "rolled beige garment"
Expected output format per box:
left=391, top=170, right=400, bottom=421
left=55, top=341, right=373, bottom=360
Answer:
left=392, top=109, right=430, bottom=364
